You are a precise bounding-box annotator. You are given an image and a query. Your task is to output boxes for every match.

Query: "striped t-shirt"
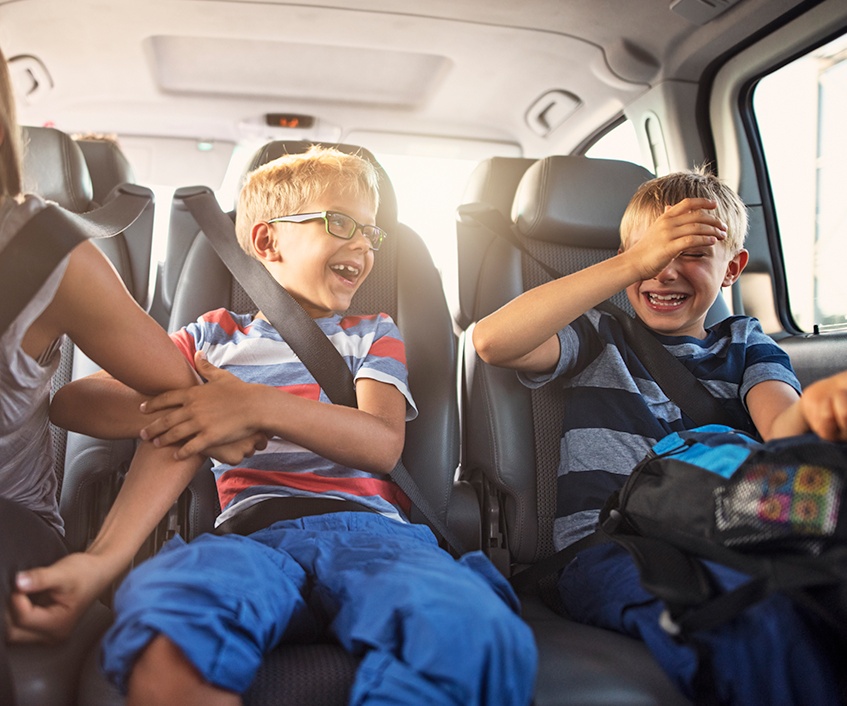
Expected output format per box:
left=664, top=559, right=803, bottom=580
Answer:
left=519, top=310, right=801, bottom=550
left=171, top=309, right=418, bottom=525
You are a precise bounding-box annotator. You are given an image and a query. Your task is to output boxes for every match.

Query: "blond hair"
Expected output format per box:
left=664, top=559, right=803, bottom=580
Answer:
left=0, top=46, right=22, bottom=198
left=620, top=167, right=748, bottom=254
left=235, top=145, right=380, bottom=256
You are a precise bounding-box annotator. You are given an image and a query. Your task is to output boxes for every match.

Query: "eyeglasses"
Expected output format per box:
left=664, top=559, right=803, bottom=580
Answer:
left=267, top=211, right=387, bottom=251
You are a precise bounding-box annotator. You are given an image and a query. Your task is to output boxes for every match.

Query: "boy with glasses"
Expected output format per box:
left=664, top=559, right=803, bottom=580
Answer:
left=23, top=146, right=537, bottom=706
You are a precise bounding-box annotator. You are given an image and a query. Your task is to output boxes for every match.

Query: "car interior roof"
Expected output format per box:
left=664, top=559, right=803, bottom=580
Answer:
left=0, top=0, right=812, bottom=157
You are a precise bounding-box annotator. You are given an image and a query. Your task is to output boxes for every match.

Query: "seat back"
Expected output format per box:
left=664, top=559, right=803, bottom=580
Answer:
left=454, top=156, right=536, bottom=330
left=463, top=156, right=658, bottom=565
left=75, top=137, right=136, bottom=205
left=74, top=136, right=153, bottom=308
left=167, top=140, right=463, bottom=540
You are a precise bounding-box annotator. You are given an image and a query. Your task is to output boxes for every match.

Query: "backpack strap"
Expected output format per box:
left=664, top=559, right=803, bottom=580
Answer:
left=508, top=528, right=610, bottom=593
left=0, top=185, right=154, bottom=337
left=176, top=186, right=467, bottom=556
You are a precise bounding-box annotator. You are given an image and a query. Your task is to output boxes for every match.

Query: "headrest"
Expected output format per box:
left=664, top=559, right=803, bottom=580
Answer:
left=512, top=155, right=653, bottom=249
left=76, top=138, right=136, bottom=206
left=21, top=126, right=94, bottom=212
left=461, top=156, right=536, bottom=217
left=242, top=140, right=399, bottom=229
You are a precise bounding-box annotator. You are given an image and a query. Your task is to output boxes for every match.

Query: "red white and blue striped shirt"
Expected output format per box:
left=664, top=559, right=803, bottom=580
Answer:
left=171, top=309, right=417, bottom=525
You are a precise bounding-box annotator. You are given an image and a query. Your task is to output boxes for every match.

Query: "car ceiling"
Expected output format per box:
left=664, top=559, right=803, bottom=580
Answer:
left=0, top=0, right=812, bottom=158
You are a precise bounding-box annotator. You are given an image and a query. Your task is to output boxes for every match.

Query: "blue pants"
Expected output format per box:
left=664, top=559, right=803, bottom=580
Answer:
left=559, top=543, right=840, bottom=706
left=102, top=512, right=537, bottom=705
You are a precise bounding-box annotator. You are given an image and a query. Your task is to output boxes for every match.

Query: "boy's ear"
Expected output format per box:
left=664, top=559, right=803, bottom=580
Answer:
left=722, top=248, right=749, bottom=287
left=250, top=222, right=282, bottom=262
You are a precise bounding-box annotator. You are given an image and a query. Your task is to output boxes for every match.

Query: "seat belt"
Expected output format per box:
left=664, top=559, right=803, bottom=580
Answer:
left=175, top=186, right=467, bottom=556
left=0, top=184, right=155, bottom=337
left=595, top=300, right=736, bottom=428
left=458, top=202, right=737, bottom=428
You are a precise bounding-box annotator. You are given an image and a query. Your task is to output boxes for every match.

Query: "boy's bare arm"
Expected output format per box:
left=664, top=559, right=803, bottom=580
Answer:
left=473, top=197, right=727, bottom=372
left=51, top=370, right=164, bottom=439
left=8, top=442, right=204, bottom=643
left=767, top=371, right=847, bottom=441
left=140, top=353, right=406, bottom=473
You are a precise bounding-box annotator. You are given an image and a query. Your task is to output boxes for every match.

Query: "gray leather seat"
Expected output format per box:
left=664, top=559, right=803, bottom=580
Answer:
left=74, top=136, right=154, bottom=310
left=459, top=155, right=694, bottom=705
left=454, top=156, right=536, bottom=331
left=75, top=137, right=136, bottom=206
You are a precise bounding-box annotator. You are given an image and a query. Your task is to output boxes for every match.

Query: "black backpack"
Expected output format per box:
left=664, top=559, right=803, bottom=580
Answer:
left=596, top=424, right=847, bottom=644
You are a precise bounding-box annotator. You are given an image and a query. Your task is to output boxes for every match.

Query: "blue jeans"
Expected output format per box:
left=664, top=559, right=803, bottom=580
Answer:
left=102, top=512, right=537, bottom=705
left=559, top=542, right=840, bottom=706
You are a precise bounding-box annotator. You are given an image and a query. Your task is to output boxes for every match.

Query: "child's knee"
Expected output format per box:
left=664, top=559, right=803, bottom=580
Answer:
left=127, top=635, right=203, bottom=706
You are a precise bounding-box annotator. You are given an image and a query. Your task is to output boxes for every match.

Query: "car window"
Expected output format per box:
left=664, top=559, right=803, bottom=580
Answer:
left=753, top=33, right=847, bottom=332
left=585, top=120, right=653, bottom=173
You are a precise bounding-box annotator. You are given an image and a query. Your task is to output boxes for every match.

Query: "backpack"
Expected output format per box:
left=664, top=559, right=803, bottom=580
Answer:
left=599, top=424, right=847, bottom=643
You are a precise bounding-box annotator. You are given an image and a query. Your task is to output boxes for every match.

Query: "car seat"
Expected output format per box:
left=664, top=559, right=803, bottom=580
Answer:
left=459, top=155, right=708, bottom=705
left=454, top=156, right=536, bottom=332
left=74, top=136, right=153, bottom=311
left=78, top=139, right=476, bottom=706
left=453, top=155, right=537, bottom=571
left=8, top=126, right=152, bottom=706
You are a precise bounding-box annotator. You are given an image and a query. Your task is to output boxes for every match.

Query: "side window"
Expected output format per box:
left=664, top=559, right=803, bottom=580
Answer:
left=753, top=34, right=847, bottom=332
left=585, top=120, right=654, bottom=174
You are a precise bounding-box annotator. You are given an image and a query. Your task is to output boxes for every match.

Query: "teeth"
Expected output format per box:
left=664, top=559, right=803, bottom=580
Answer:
left=648, top=292, right=686, bottom=306
left=330, top=264, right=360, bottom=276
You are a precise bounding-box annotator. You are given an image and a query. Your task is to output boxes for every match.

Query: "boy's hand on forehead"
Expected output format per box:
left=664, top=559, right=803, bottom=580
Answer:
left=625, top=197, right=728, bottom=281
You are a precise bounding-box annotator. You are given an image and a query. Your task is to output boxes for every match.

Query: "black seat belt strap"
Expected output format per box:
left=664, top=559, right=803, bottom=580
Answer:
left=595, top=300, right=736, bottom=428
left=174, top=186, right=357, bottom=405
left=0, top=184, right=155, bottom=337
left=176, top=186, right=467, bottom=555
left=509, top=529, right=609, bottom=593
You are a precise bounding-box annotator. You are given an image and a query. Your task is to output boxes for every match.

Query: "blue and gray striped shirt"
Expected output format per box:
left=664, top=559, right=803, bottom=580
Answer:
left=519, top=310, right=800, bottom=550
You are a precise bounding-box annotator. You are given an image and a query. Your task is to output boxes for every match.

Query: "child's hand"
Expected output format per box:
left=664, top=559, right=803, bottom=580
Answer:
left=139, top=352, right=266, bottom=460
left=7, top=553, right=112, bottom=644
left=203, top=434, right=269, bottom=465
left=625, top=198, right=728, bottom=281
left=798, top=370, right=847, bottom=442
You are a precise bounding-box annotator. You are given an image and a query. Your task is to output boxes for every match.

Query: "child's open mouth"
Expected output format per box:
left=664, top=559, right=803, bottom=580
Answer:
left=330, top=263, right=361, bottom=284
left=644, top=292, right=689, bottom=310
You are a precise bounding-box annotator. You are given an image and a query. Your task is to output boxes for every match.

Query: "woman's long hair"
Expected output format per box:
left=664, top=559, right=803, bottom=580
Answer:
left=0, top=46, right=23, bottom=198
